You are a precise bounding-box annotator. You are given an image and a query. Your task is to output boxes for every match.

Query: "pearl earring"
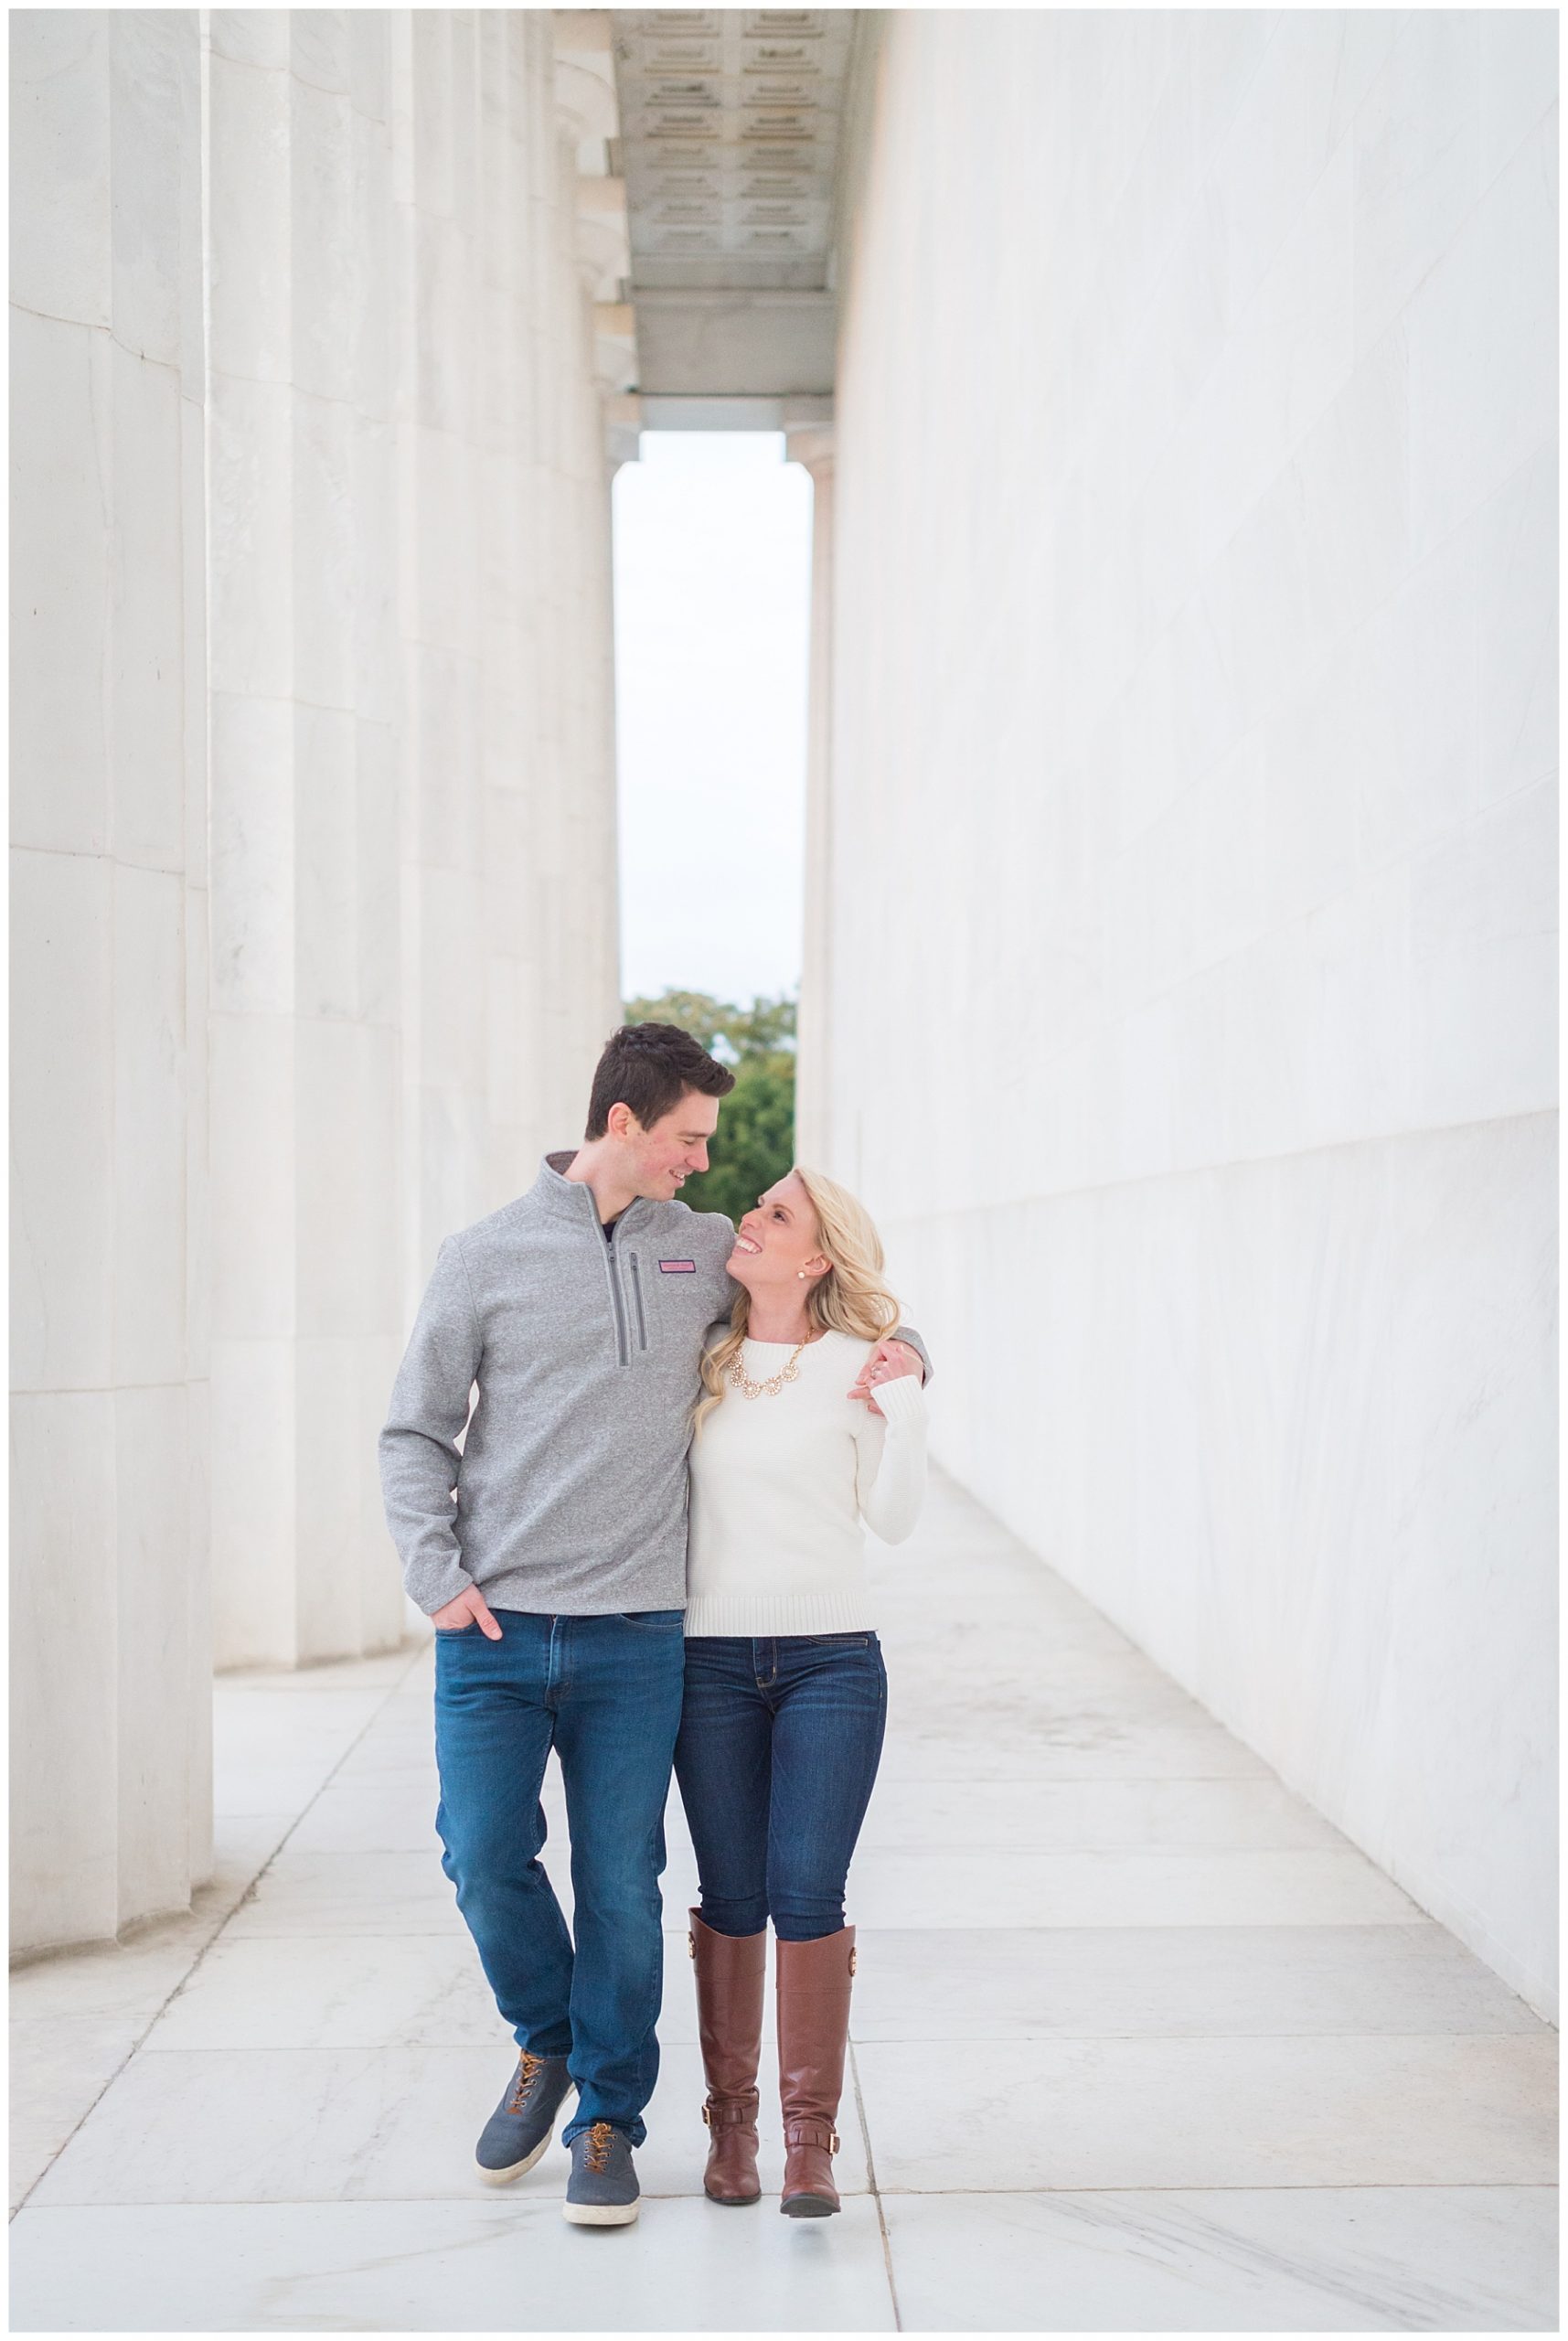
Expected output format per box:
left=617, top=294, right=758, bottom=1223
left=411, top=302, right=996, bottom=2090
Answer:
left=796, top=1270, right=805, bottom=1279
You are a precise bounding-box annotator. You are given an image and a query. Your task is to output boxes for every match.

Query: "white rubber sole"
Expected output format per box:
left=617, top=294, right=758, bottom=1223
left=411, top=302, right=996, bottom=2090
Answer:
left=474, top=2090, right=576, bottom=2186
left=562, top=2197, right=641, bottom=2227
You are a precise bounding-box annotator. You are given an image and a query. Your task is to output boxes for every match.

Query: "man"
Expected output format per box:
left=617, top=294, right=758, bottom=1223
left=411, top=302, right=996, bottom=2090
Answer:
left=379, top=1021, right=927, bottom=2227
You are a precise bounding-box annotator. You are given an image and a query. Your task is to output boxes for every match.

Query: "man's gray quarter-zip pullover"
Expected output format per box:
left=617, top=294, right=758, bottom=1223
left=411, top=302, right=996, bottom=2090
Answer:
left=379, top=1151, right=932, bottom=1619
left=379, top=1153, right=736, bottom=1617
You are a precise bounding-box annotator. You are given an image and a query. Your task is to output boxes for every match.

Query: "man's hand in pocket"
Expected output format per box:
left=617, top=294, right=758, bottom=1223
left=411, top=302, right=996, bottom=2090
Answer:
left=431, top=1586, right=503, bottom=1640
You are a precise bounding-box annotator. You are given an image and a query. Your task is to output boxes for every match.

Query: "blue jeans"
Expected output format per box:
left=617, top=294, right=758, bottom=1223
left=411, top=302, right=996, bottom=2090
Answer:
left=432, top=1608, right=686, bottom=2147
left=673, top=1633, right=888, bottom=1940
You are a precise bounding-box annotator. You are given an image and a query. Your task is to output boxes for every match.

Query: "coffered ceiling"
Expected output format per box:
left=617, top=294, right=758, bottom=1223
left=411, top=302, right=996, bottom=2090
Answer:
left=610, top=8, right=857, bottom=415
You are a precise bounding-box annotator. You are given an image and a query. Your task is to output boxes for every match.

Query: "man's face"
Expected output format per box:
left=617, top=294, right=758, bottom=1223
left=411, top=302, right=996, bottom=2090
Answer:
left=622, top=1089, right=720, bottom=1202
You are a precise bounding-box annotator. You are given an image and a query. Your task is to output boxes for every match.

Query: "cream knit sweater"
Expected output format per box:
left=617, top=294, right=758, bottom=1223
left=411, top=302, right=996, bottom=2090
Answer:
left=684, top=1328, right=928, bottom=1637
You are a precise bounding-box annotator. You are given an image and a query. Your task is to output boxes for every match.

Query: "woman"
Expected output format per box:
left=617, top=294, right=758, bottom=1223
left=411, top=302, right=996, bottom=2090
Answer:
left=674, top=1164, right=928, bottom=2218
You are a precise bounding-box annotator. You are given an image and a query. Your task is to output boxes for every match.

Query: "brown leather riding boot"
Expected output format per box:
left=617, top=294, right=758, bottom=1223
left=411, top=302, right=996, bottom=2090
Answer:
left=775, top=1925, right=856, bottom=2218
left=688, top=1908, right=766, bottom=2206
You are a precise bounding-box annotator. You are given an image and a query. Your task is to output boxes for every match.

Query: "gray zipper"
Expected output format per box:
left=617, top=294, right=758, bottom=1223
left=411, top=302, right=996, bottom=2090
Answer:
left=601, top=1227, right=630, bottom=1366
left=629, top=1253, right=648, bottom=1351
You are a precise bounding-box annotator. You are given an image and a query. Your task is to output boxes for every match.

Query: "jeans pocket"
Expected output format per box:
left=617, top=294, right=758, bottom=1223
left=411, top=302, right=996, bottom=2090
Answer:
left=619, top=1609, right=683, bottom=1626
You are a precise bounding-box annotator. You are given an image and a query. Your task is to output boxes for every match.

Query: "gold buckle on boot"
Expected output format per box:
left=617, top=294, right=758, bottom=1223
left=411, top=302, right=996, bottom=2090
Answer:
left=848, top=1948, right=858, bottom=1976
left=688, top=1931, right=696, bottom=1958
left=700, top=2102, right=711, bottom=2127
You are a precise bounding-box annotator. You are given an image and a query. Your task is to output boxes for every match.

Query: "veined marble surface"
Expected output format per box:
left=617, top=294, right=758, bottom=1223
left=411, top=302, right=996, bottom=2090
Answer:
left=808, top=5, right=1558, bottom=2026
left=10, top=1470, right=1556, bottom=2331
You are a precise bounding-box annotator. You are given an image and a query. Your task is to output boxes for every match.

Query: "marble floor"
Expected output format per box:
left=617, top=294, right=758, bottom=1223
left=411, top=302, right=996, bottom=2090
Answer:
left=9, top=1472, right=1558, bottom=2331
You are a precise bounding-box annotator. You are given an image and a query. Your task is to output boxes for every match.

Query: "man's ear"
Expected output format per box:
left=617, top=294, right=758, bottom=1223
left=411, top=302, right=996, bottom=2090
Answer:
left=607, top=1101, right=640, bottom=1141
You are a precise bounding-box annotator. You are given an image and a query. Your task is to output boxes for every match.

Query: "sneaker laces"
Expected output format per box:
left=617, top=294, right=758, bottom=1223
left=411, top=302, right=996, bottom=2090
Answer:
left=585, top=2119, right=614, bottom=2174
left=506, top=2051, right=544, bottom=2115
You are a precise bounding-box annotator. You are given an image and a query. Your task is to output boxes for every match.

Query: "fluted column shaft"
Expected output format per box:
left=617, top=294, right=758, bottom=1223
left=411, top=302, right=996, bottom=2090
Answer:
left=789, top=427, right=837, bottom=1169
left=10, top=10, right=211, bottom=1951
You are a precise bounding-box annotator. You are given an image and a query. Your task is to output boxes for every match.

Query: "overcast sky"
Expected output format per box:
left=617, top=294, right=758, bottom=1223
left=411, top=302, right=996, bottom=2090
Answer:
left=612, top=433, right=812, bottom=1009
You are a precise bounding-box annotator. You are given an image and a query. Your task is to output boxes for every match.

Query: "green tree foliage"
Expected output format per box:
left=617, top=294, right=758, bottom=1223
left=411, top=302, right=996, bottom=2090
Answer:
left=623, top=988, right=795, bottom=1225
left=623, top=988, right=795, bottom=1066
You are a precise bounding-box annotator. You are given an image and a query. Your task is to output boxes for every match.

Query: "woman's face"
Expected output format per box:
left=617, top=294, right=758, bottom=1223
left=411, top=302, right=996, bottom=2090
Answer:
left=728, top=1170, right=828, bottom=1299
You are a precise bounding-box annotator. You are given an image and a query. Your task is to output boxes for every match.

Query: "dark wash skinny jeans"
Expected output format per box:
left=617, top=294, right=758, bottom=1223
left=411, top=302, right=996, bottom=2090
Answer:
left=674, top=1632, right=888, bottom=1940
left=432, top=1606, right=685, bottom=2148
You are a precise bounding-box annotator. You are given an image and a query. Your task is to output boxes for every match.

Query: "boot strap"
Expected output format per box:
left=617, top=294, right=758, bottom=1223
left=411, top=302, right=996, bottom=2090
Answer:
left=702, top=2095, right=760, bottom=2128
left=784, top=2116, right=838, bottom=2153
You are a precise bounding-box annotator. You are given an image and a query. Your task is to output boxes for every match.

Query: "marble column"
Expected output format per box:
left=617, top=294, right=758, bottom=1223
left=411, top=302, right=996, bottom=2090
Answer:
left=10, top=11, right=211, bottom=1953
left=12, top=5, right=626, bottom=1951
left=393, top=8, right=622, bottom=1326
left=206, top=12, right=404, bottom=1671
left=205, top=10, right=623, bottom=1670
left=787, top=425, right=837, bottom=1168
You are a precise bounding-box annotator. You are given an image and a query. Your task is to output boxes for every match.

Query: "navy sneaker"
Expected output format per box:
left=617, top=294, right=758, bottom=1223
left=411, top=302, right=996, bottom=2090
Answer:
left=475, top=2050, right=575, bottom=2185
left=563, top=2120, right=640, bottom=2226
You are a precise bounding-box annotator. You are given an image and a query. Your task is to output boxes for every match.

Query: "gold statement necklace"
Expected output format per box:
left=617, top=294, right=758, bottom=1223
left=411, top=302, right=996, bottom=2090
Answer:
left=729, top=1333, right=813, bottom=1400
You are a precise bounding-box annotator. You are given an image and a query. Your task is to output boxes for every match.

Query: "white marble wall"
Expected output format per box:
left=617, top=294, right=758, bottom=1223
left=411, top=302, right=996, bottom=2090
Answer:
left=815, top=12, right=1558, bottom=2014
left=12, top=9, right=622, bottom=1947
left=11, top=13, right=211, bottom=1955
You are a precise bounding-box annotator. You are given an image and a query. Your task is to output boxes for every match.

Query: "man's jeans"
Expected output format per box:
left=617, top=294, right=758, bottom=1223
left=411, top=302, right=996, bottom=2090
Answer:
left=674, top=1633, right=888, bottom=1941
left=433, top=1607, right=686, bottom=2147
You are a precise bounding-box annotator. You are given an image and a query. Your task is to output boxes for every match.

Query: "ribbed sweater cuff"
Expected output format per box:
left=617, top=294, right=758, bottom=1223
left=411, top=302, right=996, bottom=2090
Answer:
left=870, top=1373, right=925, bottom=1427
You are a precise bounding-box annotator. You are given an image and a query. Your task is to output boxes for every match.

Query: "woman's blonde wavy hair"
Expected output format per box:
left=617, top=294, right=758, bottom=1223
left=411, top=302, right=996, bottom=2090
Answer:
left=694, top=1165, right=901, bottom=1434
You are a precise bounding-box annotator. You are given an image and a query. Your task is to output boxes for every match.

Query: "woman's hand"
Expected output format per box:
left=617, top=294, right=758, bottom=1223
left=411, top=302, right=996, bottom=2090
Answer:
left=848, top=1338, right=923, bottom=1417
left=431, top=1585, right=504, bottom=1640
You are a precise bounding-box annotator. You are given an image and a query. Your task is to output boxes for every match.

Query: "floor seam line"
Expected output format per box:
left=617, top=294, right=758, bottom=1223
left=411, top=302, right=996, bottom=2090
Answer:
left=847, top=2178, right=1564, bottom=2197
left=849, top=2036, right=903, bottom=2330
left=119, top=2025, right=1552, bottom=2051
left=16, top=2180, right=1558, bottom=2214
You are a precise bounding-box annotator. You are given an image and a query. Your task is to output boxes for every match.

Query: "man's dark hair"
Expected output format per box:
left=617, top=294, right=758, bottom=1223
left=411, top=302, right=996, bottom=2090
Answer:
left=585, top=1021, right=736, bottom=1140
